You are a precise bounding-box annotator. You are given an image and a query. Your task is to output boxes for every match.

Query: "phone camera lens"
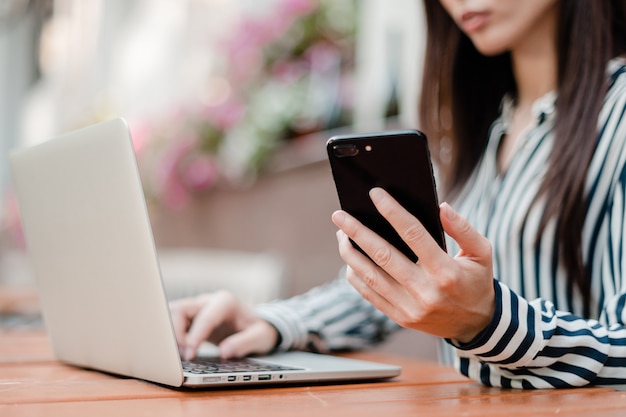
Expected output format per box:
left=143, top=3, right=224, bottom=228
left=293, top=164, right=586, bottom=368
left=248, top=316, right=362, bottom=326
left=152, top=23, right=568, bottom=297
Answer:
left=333, top=144, right=359, bottom=158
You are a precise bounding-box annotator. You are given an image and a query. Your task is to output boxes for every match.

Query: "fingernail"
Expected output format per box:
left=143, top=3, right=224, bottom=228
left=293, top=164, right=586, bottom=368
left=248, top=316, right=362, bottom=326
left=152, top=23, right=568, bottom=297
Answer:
left=369, top=187, right=384, bottom=203
left=332, top=210, right=347, bottom=226
left=184, top=347, right=194, bottom=360
left=219, top=343, right=233, bottom=359
left=441, top=202, right=455, bottom=220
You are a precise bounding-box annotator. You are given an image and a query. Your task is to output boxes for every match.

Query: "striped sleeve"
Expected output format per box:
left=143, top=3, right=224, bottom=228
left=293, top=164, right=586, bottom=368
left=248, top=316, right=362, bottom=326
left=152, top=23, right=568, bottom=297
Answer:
left=255, top=268, right=400, bottom=353
left=449, top=280, right=616, bottom=388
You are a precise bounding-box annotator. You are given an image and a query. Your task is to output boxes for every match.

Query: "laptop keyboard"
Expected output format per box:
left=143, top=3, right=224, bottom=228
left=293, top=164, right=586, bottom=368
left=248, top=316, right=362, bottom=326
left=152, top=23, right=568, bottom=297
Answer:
left=182, top=357, right=303, bottom=374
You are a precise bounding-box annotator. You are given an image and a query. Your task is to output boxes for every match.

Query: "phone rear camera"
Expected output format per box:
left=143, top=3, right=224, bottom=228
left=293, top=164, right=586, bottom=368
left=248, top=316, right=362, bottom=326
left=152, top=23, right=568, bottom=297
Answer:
left=333, top=144, right=359, bottom=158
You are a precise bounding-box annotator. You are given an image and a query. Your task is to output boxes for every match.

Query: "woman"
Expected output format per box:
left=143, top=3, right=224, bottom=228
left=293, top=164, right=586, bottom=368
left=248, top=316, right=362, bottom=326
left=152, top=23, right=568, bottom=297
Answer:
left=170, top=0, right=626, bottom=388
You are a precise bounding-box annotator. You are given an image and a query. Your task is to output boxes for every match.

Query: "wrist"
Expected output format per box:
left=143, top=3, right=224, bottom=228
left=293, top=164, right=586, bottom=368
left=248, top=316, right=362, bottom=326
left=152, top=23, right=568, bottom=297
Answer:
left=451, top=279, right=500, bottom=347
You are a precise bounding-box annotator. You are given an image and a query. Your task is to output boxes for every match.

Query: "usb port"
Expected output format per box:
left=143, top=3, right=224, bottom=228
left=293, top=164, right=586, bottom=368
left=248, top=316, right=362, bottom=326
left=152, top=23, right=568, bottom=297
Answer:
left=258, top=374, right=271, bottom=381
left=227, top=376, right=237, bottom=382
left=243, top=375, right=252, bottom=381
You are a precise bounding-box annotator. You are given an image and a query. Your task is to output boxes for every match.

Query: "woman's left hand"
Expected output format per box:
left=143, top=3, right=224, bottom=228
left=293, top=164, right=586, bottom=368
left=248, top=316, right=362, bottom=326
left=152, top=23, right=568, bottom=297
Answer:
left=332, top=187, right=495, bottom=343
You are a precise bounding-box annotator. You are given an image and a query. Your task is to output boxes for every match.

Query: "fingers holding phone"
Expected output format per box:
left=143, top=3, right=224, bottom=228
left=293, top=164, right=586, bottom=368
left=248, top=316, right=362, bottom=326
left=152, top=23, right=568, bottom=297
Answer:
left=333, top=192, right=495, bottom=343
left=327, top=130, right=495, bottom=343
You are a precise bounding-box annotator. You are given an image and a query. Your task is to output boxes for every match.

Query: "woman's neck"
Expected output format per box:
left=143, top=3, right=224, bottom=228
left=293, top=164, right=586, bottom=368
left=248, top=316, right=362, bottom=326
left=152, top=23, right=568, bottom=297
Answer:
left=510, top=13, right=558, bottom=107
left=498, top=20, right=557, bottom=174
left=512, top=53, right=557, bottom=109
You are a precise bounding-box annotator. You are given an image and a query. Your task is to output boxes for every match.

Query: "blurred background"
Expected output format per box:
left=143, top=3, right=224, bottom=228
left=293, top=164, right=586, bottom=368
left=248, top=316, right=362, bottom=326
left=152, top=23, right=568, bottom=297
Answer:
left=0, top=0, right=438, bottom=360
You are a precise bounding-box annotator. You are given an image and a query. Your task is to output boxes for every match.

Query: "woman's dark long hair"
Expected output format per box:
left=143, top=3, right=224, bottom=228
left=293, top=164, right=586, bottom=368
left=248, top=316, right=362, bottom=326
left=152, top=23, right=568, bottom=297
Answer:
left=419, top=0, right=626, bottom=317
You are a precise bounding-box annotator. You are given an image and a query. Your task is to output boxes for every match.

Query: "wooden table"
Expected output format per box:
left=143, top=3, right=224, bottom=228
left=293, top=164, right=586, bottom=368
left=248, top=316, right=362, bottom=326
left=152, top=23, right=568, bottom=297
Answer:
left=1, top=330, right=626, bottom=416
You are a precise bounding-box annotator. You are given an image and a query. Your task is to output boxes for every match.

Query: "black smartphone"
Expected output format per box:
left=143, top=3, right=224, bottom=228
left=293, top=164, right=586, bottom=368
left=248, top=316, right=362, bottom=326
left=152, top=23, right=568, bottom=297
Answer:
left=326, top=130, right=446, bottom=263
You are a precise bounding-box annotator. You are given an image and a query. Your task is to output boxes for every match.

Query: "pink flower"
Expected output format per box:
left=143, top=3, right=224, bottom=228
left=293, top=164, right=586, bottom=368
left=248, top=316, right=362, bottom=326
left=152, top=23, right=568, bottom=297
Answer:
left=158, top=137, right=197, bottom=210
left=180, top=154, right=219, bottom=191
left=224, top=1, right=318, bottom=82
left=306, top=41, right=341, bottom=73
left=272, top=59, right=308, bottom=83
left=202, top=99, right=246, bottom=130
left=227, top=46, right=263, bottom=84
left=131, top=0, right=356, bottom=212
left=278, top=0, right=317, bottom=20
left=154, top=131, right=223, bottom=210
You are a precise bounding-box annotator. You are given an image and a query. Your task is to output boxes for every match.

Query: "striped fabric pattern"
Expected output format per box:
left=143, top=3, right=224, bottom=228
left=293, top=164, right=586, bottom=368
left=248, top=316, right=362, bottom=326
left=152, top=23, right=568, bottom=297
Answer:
left=448, top=58, right=626, bottom=388
left=255, top=58, right=626, bottom=388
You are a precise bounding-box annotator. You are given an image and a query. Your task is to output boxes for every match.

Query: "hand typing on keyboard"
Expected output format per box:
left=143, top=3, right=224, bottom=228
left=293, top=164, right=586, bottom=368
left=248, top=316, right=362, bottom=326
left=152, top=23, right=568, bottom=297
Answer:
left=169, top=291, right=280, bottom=361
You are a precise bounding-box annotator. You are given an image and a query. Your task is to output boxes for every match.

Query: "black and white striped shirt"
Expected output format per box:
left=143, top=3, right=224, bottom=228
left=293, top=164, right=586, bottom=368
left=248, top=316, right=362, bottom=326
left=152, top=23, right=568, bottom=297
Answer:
left=256, top=57, right=626, bottom=388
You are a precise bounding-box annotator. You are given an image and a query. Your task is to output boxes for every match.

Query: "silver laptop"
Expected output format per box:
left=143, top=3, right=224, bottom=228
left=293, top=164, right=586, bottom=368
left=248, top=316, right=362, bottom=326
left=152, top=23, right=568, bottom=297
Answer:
left=9, top=118, right=401, bottom=388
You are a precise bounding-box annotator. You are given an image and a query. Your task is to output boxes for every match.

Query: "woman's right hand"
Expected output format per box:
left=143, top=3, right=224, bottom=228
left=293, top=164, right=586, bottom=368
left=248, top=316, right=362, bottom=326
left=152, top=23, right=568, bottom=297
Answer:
left=169, top=291, right=279, bottom=360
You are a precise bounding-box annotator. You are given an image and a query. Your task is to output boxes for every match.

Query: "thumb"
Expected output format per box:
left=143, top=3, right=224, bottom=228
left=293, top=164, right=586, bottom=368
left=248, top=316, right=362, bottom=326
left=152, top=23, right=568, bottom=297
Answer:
left=439, top=202, right=491, bottom=260
left=218, top=321, right=279, bottom=359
